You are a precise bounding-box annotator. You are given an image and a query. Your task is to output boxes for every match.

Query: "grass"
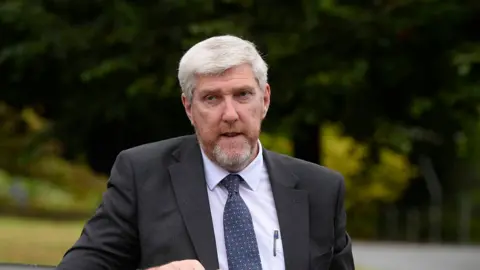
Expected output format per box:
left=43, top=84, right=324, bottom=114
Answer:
left=0, top=216, right=374, bottom=269
left=0, top=216, right=85, bottom=266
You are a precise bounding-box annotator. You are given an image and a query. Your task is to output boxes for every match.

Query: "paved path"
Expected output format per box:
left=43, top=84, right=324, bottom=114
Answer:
left=353, top=241, right=480, bottom=270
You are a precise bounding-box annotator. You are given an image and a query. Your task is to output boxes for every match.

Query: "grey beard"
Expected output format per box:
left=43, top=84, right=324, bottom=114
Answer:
left=212, top=142, right=253, bottom=172
left=194, top=128, right=255, bottom=172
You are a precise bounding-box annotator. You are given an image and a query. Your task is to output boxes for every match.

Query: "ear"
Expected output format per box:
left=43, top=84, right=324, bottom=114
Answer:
left=181, top=93, right=194, bottom=125
left=262, top=84, right=271, bottom=119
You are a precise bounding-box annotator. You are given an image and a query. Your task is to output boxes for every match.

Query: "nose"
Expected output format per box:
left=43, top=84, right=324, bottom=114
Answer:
left=221, top=98, right=239, bottom=123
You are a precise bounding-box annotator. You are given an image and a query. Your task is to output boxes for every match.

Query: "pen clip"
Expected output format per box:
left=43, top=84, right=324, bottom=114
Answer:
left=273, top=230, right=279, bottom=257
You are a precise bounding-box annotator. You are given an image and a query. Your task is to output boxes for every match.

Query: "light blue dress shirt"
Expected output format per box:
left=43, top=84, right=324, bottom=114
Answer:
left=200, top=141, right=285, bottom=270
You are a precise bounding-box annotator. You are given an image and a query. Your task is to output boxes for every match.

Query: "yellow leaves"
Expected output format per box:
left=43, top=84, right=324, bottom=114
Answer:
left=260, top=132, right=293, bottom=156
left=21, top=107, right=47, bottom=132
left=0, top=101, right=48, bottom=135
left=322, top=124, right=367, bottom=178
left=322, top=123, right=416, bottom=207
left=261, top=122, right=416, bottom=210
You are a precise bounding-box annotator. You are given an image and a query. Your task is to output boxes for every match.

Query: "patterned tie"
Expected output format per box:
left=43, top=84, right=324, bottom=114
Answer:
left=222, top=174, right=262, bottom=270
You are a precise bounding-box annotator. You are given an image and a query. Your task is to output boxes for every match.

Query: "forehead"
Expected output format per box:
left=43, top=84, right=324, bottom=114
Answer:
left=195, top=64, right=258, bottom=94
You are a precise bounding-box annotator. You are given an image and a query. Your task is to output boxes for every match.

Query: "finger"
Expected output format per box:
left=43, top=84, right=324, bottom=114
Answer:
left=168, top=261, right=181, bottom=270
left=148, top=265, right=175, bottom=270
left=185, top=260, right=205, bottom=270
left=155, top=262, right=178, bottom=270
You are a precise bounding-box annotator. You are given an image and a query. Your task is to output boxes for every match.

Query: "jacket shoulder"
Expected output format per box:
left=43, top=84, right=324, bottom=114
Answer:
left=118, top=134, right=195, bottom=166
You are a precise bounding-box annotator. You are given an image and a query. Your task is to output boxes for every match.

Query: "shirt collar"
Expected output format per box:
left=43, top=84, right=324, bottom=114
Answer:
left=201, top=140, right=264, bottom=191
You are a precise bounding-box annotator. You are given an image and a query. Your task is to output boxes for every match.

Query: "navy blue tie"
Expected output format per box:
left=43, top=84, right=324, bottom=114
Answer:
left=222, top=174, right=262, bottom=270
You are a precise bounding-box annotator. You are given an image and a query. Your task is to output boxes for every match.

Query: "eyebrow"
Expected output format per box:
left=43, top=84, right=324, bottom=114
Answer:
left=200, top=85, right=256, bottom=94
left=233, top=86, right=256, bottom=92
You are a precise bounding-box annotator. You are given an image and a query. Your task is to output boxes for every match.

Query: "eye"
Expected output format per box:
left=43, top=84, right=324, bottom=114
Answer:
left=205, top=95, right=217, bottom=101
left=237, top=91, right=251, bottom=98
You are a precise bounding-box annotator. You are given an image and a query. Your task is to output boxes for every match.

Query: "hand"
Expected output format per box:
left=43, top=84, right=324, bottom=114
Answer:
left=147, top=259, right=205, bottom=270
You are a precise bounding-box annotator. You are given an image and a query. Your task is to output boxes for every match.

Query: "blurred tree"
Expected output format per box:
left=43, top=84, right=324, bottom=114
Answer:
left=0, top=102, right=105, bottom=201
left=261, top=125, right=416, bottom=204
left=1, top=0, right=480, bottom=221
left=256, top=0, right=480, bottom=207
left=261, top=125, right=416, bottom=238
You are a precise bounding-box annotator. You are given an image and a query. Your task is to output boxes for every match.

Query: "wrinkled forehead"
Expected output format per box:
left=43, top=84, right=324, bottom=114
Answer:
left=194, top=64, right=260, bottom=95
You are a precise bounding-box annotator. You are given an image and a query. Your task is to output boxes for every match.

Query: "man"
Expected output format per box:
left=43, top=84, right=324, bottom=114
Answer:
left=57, top=35, right=354, bottom=270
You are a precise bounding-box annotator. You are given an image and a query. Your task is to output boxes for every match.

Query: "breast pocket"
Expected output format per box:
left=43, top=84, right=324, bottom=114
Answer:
left=270, top=229, right=285, bottom=270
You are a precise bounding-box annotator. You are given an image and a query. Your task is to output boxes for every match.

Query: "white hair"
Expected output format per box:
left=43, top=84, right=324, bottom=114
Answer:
left=177, top=35, right=268, bottom=101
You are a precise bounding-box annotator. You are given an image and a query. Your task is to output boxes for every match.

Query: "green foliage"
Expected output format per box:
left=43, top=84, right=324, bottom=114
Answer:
left=0, top=169, right=101, bottom=214
left=262, top=124, right=415, bottom=210
left=259, top=132, right=293, bottom=156
left=1, top=0, right=480, bottom=240
left=1, top=0, right=479, bottom=172
left=322, top=123, right=416, bottom=208
left=0, top=102, right=105, bottom=209
left=0, top=170, right=11, bottom=198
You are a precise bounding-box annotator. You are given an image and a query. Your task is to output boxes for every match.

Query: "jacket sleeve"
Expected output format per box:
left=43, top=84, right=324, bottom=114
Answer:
left=329, top=174, right=355, bottom=270
left=56, top=150, right=140, bottom=270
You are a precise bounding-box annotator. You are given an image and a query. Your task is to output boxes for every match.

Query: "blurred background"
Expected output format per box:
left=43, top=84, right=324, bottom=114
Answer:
left=1, top=0, right=479, bottom=269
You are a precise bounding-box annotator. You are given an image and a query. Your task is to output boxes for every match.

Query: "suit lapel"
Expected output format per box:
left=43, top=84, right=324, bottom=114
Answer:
left=168, top=136, right=219, bottom=270
left=264, top=150, right=310, bottom=270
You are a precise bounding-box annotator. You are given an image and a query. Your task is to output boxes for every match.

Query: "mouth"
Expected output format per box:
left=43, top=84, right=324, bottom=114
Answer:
left=221, top=132, right=242, bottom=138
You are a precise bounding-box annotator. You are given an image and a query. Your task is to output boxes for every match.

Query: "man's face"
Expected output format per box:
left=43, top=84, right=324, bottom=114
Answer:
left=182, top=64, right=270, bottom=171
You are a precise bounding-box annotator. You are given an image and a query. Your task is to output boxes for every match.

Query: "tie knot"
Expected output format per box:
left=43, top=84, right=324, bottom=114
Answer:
left=222, top=174, right=242, bottom=194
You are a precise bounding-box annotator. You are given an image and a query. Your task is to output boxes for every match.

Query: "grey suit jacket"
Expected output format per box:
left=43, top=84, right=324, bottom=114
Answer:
left=56, top=135, right=354, bottom=270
